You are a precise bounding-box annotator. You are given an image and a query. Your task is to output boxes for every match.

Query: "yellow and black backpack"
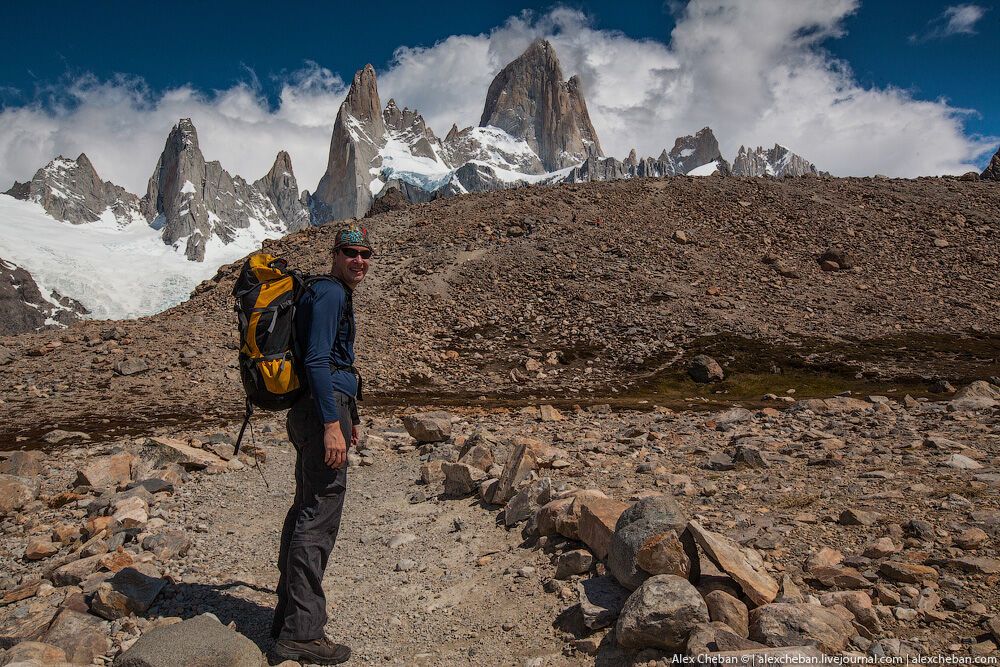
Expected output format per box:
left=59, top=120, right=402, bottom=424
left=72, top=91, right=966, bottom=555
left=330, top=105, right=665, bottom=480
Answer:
left=232, top=253, right=306, bottom=454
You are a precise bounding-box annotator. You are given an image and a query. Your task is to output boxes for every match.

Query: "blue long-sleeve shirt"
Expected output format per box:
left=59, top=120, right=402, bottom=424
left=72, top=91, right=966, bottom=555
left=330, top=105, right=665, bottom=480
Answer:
left=295, top=278, right=358, bottom=423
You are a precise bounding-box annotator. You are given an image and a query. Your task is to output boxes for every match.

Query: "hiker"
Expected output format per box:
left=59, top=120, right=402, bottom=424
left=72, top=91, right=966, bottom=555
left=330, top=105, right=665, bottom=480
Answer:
left=271, top=223, right=373, bottom=665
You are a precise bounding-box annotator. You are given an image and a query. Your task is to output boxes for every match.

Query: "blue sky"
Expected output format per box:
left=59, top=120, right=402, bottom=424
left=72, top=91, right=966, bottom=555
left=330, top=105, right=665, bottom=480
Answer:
left=0, top=0, right=997, bottom=188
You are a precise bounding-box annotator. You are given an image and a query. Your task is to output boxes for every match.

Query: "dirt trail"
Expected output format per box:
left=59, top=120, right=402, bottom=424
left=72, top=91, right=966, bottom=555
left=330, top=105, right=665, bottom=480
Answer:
left=159, top=416, right=582, bottom=666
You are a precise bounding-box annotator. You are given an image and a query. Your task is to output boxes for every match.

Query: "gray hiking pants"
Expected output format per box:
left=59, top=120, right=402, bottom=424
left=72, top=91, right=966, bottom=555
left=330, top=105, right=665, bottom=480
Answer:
left=272, top=392, right=353, bottom=641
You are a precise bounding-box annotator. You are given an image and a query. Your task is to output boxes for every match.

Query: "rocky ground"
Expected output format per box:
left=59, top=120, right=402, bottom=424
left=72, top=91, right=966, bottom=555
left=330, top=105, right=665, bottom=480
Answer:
left=1, top=383, right=998, bottom=664
left=0, top=174, right=998, bottom=664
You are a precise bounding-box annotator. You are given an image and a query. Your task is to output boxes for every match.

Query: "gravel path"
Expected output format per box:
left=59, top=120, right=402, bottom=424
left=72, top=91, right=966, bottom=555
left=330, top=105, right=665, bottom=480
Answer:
left=156, top=417, right=584, bottom=666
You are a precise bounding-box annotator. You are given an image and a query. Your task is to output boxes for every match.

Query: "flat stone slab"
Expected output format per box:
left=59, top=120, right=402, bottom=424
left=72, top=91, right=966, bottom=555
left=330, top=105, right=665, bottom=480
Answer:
left=0, top=603, right=58, bottom=649
left=689, top=520, right=779, bottom=606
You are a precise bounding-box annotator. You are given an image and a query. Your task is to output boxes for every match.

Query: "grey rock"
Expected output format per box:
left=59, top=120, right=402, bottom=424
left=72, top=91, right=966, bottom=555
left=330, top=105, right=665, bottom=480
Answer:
left=608, top=495, right=694, bottom=591
left=0, top=603, right=59, bottom=649
left=706, top=589, right=750, bottom=638
left=0, top=474, right=39, bottom=514
left=90, top=565, right=167, bottom=620
left=555, top=549, right=595, bottom=579
left=312, top=65, right=385, bottom=222
left=981, top=145, right=1000, bottom=181
left=748, top=603, right=854, bottom=654
left=402, top=411, right=452, bottom=443
left=115, top=358, right=149, bottom=376
left=441, top=462, right=486, bottom=497
left=0, top=451, right=46, bottom=477
left=686, top=622, right=767, bottom=655
left=252, top=150, right=309, bottom=233
left=42, top=608, right=109, bottom=665
left=503, top=477, right=550, bottom=527
left=689, top=355, right=725, bottom=383
left=142, top=530, right=191, bottom=560
left=113, top=613, right=262, bottom=667
left=576, top=575, right=630, bottom=630
left=615, top=574, right=710, bottom=651
left=141, top=119, right=303, bottom=261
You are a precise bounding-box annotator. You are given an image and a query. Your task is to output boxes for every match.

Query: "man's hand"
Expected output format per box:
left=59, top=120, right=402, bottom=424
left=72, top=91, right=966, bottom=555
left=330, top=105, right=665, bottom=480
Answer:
left=323, top=423, right=348, bottom=469
left=351, top=425, right=360, bottom=449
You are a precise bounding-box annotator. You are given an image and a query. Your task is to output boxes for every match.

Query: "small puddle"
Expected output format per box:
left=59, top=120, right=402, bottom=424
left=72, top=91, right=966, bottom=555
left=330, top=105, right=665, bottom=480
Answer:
left=3, top=332, right=994, bottom=451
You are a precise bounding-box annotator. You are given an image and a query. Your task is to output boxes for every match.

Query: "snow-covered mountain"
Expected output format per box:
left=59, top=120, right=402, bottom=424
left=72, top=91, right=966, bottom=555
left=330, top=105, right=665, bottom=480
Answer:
left=4, top=153, right=143, bottom=228
left=0, top=38, right=826, bottom=329
left=142, top=119, right=308, bottom=261
left=309, top=39, right=611, bottom=222
left=731, top=144, right=821, bottom=178
left=0, top=194, right=265, bottom=322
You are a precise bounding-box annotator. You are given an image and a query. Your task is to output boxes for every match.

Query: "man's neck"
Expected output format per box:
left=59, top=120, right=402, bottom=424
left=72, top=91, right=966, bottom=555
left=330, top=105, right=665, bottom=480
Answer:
left=330, top=271, right=355, bottom=291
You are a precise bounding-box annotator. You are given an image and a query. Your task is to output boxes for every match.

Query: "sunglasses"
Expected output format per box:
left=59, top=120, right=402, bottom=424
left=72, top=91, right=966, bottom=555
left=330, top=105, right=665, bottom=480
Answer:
left=339, top=248, right=372, bottom=259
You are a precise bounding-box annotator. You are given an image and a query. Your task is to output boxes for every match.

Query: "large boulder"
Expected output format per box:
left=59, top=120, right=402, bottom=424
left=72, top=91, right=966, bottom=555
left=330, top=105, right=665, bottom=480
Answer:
left=402, top=411, right=452, bottom=443
left=748, top=603, right=854, bottom=654
left=0, top=451, right=46, bottom=477
left=113, top=613, right=263, bottom=667
left=608, top=495, right=695, bottom=591
left=0, top=474, right=39, bottom=514
left=949, top=380, right=1000, bottom=411
left=75, top=453, right=135, bottom=488
left=615, top=574, right=709, bottom=651
left=42, top=608, right=110, bottom=665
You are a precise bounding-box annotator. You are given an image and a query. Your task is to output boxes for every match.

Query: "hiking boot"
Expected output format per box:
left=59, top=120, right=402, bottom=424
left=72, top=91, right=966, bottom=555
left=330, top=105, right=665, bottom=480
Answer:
left=274, top=636, right=351, bottom=665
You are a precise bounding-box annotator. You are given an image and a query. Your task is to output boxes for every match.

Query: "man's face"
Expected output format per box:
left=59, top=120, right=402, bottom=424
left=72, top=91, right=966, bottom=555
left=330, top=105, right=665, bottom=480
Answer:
left=331, top=246, right=371, bottom=288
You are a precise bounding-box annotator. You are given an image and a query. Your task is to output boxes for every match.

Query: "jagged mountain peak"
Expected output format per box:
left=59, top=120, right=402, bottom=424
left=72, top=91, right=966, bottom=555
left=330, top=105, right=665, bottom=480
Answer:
left=4, top=151, right=143, bottom=227
left=344, top=64, right=384, bottom=132
left=268, top=150, right=294, bottom=176
left=480, top=39, right=603, bottom=171
left=170, top=118, right=200, bottom=148
left=731, top=142, right=819, bottom=178
left=142, top=117, right=306, bottom=261
left=980, top=145, right=999, bottom=181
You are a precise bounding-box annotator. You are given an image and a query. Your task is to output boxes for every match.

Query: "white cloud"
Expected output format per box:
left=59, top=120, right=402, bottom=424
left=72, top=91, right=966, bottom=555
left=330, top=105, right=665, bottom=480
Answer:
left=0, top=66, right=346, bottom=194
left=911, top=4, right=988, bottom=42
left=0, top=1, right=992, bottom=192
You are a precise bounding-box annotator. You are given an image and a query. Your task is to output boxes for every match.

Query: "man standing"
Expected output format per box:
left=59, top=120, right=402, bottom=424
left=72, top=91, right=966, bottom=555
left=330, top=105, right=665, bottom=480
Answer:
left=272, top=223, right=373, bottom=665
